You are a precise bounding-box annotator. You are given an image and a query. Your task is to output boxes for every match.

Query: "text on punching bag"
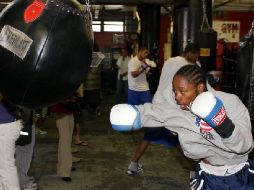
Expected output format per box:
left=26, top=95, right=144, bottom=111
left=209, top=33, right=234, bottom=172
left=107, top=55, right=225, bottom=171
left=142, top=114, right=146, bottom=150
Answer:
left=0, top=25, right=33, bottom=59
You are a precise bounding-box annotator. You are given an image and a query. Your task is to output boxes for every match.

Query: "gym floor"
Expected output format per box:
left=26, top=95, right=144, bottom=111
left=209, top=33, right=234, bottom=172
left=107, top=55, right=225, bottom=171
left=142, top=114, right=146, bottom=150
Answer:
left=30, top=95, right=195, bottom=190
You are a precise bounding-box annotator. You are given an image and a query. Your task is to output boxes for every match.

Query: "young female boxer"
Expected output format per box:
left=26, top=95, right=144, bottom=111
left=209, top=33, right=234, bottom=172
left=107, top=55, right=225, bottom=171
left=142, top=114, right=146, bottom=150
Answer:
left=111, top=64, right=254, bottom=189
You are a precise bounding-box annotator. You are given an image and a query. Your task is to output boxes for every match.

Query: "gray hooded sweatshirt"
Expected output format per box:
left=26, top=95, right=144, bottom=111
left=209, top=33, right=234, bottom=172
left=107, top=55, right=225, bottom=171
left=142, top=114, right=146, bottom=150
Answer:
left=137, top=56, right=253, bottom=166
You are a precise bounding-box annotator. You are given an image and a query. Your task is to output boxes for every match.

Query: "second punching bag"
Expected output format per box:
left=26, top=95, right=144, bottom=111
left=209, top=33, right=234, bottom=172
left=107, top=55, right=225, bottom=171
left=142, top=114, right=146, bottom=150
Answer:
left=0, top=0, right=93, bottom=109
left=236, top=24, right=254, bottom=127
left=198, top=0, right=217, bottom=72
left=198, top=28, right=217, bottom=72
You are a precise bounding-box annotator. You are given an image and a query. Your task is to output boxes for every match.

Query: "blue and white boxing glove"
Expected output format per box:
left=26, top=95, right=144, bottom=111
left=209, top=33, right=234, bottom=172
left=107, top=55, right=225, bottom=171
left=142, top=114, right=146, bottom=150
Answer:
left=190, top=91, right=235, bottom=138
left=110, top=104, right=141, bottom=132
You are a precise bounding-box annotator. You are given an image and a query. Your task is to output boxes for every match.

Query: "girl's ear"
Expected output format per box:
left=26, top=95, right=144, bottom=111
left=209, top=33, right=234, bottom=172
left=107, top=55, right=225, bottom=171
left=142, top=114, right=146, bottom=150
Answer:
left=197, top=83, right=205, bottom=94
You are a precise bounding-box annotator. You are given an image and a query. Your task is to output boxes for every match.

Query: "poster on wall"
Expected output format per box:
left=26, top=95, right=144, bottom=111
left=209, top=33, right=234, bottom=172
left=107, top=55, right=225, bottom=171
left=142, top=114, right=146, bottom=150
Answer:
left=213, top=21, right=240, bottom=43
left=113, top=34, right=125, bottom=45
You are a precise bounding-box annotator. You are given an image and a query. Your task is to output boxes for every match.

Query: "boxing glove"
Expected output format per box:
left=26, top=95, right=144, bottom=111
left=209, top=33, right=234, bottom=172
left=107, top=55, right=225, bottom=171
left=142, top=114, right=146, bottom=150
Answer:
left=141, top=61, right=149, bottom=70
left=190, top=91, right=235, bottom=138
left=145, top=59, right=157, bottom=68
left=110, top=104, right=141, bottom=132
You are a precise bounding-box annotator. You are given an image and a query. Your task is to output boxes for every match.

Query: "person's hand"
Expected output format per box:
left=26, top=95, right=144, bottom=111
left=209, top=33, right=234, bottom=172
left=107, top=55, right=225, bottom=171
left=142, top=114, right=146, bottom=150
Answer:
left=110, top=104, right=141, bottom=132
left=145, top=59, right=157, bottom=68
left=141, top=61, right=149, bottom=70
left=190, top=91, right=235, bottom=138
left=190, top=92, right=227, bottom=128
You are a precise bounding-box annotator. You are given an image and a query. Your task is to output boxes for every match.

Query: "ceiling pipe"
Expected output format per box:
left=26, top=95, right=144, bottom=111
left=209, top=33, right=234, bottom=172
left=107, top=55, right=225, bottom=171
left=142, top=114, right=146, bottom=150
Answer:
left=213, top=0, right=235, bottom=9
left=88, top=0, right=171, bottom=5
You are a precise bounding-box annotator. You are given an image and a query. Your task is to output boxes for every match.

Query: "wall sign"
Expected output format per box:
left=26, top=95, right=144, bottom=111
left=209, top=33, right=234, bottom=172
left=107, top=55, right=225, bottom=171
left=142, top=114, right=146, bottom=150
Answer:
left=213, top=21, right=240, bottom=42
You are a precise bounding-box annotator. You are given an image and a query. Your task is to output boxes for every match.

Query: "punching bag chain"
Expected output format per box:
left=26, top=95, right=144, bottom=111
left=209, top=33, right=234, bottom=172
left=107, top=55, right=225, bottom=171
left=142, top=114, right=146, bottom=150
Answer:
left=85, top=0, right=94, bottom=46
left=85, top=0, right=90, bottom=13
left=201, top=0, right=211, bottom=31
left=248, top=20, right=254, bottom=37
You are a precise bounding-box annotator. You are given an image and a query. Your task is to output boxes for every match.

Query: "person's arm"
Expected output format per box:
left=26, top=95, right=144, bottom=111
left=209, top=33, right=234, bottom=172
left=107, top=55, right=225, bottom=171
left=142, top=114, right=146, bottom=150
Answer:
left=131, top=60, right=150, bottom=78
left=76, top=83, right=84, bottom=98
left=110, top=101, right=186, bottom=132
left=221, top=96, right=253, bottom=154
left=190, top=92, right=235, bottom=138
left=131, top=67, right=145, bottom=78
left=121, top=71, right=127, bottom=77
left=190, top=92, right=253, bottom=154
left=116, top=57, right=122, bottom=69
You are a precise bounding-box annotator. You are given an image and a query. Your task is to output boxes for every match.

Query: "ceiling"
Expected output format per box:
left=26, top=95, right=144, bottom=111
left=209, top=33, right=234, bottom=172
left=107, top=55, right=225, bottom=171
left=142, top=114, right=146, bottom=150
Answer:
left=91, top=0, right=254, bottom=18
left=213, top=0, right=254, bottom=11
left=90, top=0, right=254, bottom=13
left=0, top=0, right=253, bottom=16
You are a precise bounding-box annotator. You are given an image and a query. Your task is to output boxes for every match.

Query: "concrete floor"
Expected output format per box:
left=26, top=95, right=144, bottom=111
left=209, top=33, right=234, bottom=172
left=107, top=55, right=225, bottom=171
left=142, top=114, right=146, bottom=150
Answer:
left=30, top=95, right=195, bottom=190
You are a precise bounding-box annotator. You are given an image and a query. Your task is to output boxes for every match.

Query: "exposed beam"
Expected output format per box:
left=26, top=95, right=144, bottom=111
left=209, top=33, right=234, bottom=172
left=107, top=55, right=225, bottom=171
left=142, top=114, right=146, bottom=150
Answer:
left=89, top=0, right=171, bottom=5
left=213, top=0, right=235, bottom=9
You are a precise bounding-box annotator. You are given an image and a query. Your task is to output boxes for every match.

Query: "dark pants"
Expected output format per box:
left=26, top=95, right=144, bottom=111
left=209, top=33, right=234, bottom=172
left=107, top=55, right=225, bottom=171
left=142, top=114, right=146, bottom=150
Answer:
left=116, top=79, right=128, bottom=103
left=190, top=161, right=254, bottom=190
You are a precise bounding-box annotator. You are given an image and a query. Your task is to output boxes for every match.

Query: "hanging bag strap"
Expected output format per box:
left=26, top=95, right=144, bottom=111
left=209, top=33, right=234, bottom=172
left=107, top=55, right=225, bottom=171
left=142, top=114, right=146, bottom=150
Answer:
left=200, top=0, right=212, bottom=31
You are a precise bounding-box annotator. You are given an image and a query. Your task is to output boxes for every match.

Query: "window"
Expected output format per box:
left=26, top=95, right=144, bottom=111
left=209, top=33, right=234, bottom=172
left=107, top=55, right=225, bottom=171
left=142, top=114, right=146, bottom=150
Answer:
left=104, top=21, right=124, bottom=32
left=92, top=21, right=124, bottom=32
left=92, top=21, right=101, bottom=32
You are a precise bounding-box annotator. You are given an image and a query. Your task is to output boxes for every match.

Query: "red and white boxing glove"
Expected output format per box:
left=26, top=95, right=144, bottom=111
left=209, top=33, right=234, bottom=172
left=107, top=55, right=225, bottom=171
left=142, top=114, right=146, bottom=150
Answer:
left=190, top=91, right=235, bottom=138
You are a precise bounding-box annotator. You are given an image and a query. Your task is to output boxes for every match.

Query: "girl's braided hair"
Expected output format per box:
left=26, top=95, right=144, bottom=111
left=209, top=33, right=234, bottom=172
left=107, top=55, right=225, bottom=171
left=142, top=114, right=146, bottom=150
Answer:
left=174, top=64, right=207, bottom=89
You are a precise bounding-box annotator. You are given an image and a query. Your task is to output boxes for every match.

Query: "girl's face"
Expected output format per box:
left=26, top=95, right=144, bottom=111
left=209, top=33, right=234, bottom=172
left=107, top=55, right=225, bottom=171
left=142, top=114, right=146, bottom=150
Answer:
left=172, top=75, right=204, bottom=110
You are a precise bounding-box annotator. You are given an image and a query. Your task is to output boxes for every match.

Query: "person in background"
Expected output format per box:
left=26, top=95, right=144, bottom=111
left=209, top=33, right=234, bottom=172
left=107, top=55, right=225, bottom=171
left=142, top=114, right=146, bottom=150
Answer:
left=16, top=110, right=37, bottom=190
left=126, top=43, right=200, bottom=175
left=50, top=95, right=80, bottom=182
left=83, top=66, right=102, bottom=116
left=126, top=46, right=152, bottom=175
left=0, top=93, right=22, bottom=190
left=115, top=48, right=131, bottom=103
left=153, top=42, right=200, bottom=105
left=34, top=107, right=48, bottom=135
left=73, top=83, right=88, bottom=146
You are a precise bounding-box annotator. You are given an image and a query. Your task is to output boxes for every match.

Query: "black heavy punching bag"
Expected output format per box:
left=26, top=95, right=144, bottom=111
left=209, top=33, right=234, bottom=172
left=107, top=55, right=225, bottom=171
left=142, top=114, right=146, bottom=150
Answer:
left=198, top=28, right=217, bottom=72
left=198, top=0, right=217, bottom=72
left=0, top=0, right=93, bottom=109
left=236, top=22, right=254, bottom=128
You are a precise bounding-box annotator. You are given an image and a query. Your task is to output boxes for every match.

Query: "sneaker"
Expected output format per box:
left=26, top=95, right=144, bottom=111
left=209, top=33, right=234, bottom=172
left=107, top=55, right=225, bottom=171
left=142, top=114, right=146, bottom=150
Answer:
left=72, top=147, right=79, bottom=154
left=126, top=164, right=143, bottom=175
left=72, top=156, right=82, bottom=163
left=24, top=186, right=37, bottom=190
left=23, top=180, right=38, bottom=190
left=27, top=180, right=37, bottom=187
left=38, top=129, right=47, bottom=135
left=27, top=176, right=34, bottom=181
left=35, top=128, right=47, bottom=135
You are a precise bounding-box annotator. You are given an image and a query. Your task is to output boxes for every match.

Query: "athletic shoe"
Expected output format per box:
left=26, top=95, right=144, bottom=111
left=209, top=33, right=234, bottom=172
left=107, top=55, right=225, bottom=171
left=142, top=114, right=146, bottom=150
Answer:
left=138, top=163, right=143, bottom=169
left=72, top=156, right=82, bottom=163
left=35, top=129, right=47, bottom=135
left=126, top=164, right=143, bottom=175
left=23, top=180, right=38, bottom=190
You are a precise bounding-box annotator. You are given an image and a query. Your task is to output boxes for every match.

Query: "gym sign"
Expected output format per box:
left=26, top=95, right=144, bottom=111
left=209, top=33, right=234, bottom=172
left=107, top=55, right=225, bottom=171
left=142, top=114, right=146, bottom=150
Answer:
left=213, top=21, right=240, bottom=43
